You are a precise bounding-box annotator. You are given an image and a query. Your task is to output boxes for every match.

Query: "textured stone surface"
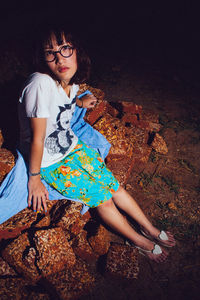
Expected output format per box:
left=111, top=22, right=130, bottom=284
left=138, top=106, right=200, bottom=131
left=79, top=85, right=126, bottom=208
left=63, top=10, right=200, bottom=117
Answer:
left=0, top=256, right=16, bottom=276
left=45, top=259, right=95, bottom=300
left=78, top=83, right=105, bottom=101
left=94, top=113, right=134, bottom=158
left=0, top=278, right=28, bottom=300
left=87, top=221, right=111, bottom=256
left=106, top=156, right=135, bottom=186
left=0, top=129, right=3, bottom=148
left=34, top=227, right=76, bottom=277
left=151, top=133, right=168, bottom=154
left=140, top=110, right=160, bottom=124
left=0, top=148, right=15, bottom=182
left=109, top=101, right=142, bottom=115
left=0, top=200, right=57, bottom=241
left=1, top=232, right=41, bottom=282
left=50, top=200, right=91, bottom=238
left=85, top=100, right=108, bottom=125
left=78, top=83, right=107, bottom=125
left=71, top=230, right=98, bottom=263
left=105, top=243, right=139, bottom=280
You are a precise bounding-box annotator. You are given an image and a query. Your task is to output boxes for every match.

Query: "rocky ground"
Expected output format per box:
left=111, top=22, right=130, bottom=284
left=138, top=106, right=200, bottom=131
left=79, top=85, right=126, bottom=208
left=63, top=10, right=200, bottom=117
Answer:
left=86, top=50, right=200, bottom=300
left=0, top=44, right=200, bottom=299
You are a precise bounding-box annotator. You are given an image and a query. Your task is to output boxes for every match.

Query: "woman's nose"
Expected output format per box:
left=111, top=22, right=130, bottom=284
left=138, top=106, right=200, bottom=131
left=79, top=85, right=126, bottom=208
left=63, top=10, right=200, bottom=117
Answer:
left=55, top=52, right=64, bottom=64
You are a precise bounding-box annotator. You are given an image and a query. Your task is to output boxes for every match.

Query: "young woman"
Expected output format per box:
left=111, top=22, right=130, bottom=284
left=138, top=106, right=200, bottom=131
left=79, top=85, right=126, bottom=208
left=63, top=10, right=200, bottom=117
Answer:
left=18, top=25, right=175, bottom=262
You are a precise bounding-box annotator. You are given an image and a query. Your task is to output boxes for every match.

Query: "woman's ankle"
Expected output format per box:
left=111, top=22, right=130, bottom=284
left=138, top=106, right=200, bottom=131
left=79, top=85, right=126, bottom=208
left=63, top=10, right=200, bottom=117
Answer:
left=140, top=225, right=160, bottom=238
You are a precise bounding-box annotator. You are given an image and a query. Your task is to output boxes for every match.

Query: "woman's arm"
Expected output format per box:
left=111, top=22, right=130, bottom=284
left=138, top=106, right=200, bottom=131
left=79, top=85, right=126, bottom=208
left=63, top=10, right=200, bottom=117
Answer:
left=28, top=118, right=49, bottom=212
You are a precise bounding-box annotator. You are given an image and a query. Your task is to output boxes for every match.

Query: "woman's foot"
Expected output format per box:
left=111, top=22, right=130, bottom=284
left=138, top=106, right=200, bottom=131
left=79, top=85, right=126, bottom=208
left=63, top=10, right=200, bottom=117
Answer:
left=141, top=227, right=176, bottom=248
left=129, top=234, right=169, bottom=263
left=136, top=243, right=168, bottom=263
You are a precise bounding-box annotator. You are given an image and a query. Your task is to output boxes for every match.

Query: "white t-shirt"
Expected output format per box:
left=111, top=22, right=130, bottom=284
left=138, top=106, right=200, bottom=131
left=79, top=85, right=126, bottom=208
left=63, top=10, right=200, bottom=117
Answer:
left=18, top=72, right=79, bottom=167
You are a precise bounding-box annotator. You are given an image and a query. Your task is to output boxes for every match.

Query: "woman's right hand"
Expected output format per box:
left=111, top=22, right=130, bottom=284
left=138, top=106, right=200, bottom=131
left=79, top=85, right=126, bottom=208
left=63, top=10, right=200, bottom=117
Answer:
left=28, top=176, right=49, bottom=212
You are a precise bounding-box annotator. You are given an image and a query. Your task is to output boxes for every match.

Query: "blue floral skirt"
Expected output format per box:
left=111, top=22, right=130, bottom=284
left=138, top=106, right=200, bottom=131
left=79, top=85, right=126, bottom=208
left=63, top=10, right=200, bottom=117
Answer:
left=40, top=140, right=119, bottom=208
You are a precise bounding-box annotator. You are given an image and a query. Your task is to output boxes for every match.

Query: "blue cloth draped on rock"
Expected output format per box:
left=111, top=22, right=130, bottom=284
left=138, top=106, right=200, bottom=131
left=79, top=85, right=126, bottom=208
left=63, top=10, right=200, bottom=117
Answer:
left=0, top=91, right=111, bottom=224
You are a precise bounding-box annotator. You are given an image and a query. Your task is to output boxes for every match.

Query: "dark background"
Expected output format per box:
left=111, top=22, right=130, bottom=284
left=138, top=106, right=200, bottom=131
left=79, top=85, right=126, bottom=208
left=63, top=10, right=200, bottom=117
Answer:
left=0, top=1, right=200, bottom=150
left=0, top=1, right=200, bottom=65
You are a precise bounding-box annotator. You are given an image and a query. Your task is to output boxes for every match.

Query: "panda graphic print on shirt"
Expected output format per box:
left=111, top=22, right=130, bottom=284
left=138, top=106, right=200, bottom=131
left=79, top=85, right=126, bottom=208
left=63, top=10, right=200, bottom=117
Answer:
left=45, top=97, right=76, bottom=155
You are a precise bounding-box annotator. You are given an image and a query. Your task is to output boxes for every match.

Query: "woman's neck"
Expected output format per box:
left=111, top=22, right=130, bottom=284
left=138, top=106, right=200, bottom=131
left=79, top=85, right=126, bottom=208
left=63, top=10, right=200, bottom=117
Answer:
left=61, top=80, right=71, bottom=97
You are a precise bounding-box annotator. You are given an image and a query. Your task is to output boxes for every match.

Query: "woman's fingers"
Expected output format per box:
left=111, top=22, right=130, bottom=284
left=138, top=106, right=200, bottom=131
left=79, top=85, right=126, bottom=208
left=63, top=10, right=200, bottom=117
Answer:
left=81, top=94, right=97, bottom=108
left=36, top=196, right=42, bottom=212
left=28, top=188, right=49, bottom=212
left=32, top=195, right=37, bottom=212
left=42, top=191, right=49, bottom=212
left=28, top=193, right=33, bottom=208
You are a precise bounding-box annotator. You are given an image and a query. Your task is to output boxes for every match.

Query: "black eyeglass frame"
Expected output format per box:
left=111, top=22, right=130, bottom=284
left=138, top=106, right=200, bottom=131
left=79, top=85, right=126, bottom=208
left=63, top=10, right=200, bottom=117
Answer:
left=44, top=45, right=74, bottom=62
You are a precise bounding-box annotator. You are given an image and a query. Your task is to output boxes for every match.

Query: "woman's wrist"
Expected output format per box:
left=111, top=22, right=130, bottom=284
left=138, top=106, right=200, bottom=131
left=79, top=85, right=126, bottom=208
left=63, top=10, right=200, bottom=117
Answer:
left=29, top=171, right=41, bottom=176
left=76, top=96, right=83, bottom=108
left=79, top=98, right=83, bottom=108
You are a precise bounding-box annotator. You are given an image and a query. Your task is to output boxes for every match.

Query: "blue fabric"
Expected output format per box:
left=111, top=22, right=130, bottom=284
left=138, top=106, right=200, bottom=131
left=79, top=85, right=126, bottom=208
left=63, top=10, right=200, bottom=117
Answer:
left=0, top=90, right=111, bottom=224
left=70, top=106, right=111, bottom=159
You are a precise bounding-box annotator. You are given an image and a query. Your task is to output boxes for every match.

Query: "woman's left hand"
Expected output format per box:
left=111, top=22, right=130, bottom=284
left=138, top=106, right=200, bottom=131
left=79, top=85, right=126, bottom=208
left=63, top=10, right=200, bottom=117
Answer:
left=77, top=94, right=97, bottom=109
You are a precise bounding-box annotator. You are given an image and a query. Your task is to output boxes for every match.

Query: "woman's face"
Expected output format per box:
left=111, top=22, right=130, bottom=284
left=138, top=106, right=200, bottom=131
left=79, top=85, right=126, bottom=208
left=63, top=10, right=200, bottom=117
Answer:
left=44, top=33, right=78, bottom=85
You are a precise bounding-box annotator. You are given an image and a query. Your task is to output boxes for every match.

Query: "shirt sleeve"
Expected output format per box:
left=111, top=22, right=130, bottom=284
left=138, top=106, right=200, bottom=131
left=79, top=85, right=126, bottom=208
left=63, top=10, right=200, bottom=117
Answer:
left=22, top=73, right=52, bottom=118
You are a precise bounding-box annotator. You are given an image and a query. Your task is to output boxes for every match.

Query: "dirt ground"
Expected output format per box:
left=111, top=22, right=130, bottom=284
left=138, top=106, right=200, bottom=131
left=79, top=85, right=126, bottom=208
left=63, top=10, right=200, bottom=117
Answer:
left=78, top=50, right=200, bottom=300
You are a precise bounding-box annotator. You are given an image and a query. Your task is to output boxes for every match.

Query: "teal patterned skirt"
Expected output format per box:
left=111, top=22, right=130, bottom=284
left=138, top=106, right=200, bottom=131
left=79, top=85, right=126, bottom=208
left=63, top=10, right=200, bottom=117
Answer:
left=41, top=140, right=119, bottom=208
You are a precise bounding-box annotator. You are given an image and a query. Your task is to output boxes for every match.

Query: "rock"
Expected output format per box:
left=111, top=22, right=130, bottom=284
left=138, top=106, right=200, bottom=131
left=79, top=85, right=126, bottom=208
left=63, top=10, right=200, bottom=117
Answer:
left=78, top=83, right=105, bottom=101
left=0, top=129, right=3, bottom=148
left=106, top=156, right=135, bottom=186
left=69, top=211, right=91, bottom=236
left=133, top=144, right=153, bottom=164
left=0, top=277, right=28, bottom=299
left=140, top=110, right=160, bottom=124
left=84, top=100, right=108, bottom=125
left=1, top=232, right=41, bottom=282
left=50, top=200, right=91, bottom=238
left=134, top=119, right=162, bottom=132
left=34, top=227, right=76, bottom=277
left=78, top=83, right=107, bottom=126
left=110, top=101, right=142, bottom=115
left=0, top=200, right=57, bottom=242
left=122, top=113, right=139, bottom=126
left=0, top=256, right=16, bottom=276
left=45, top=259, right=95, bottom=300
left=106, top=102, right=121, bottom=118
left=71, top=230, right=98, bottom=263
left=151, top=133, right=168, bottom=154
left=87, top=221, right=111, bottom=256
left=0, top=148, right=15, bottom=183
left=105, top=243, right=139, bottom=280
left=93, top=113, right=134, bottom=158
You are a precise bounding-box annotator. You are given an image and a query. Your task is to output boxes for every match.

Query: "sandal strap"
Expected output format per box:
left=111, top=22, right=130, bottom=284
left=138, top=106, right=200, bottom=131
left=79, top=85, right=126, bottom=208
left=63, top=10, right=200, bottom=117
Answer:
left=152, top=244, right=162, bottom=255
left=158, top=230, right=169, bottom=241
left=137, top=243, right=162, bottom=255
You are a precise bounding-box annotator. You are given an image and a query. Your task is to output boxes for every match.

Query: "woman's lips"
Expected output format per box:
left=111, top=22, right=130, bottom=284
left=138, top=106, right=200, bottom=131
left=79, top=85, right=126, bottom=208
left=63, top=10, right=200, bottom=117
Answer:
left=59, top=67, right=69, bottom=73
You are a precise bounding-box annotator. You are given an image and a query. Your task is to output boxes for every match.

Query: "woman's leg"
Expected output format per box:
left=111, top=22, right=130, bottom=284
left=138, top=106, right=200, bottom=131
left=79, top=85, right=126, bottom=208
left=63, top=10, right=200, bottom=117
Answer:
left=111, top=186, right=175, bottom=246
left=96, top=198, right=168, bottom=262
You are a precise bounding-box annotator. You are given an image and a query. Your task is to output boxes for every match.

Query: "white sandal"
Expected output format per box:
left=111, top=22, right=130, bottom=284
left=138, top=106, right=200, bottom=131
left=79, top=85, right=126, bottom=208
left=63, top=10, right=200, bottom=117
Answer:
left=136, top=243, right=168, bottom=262
left=136, top=243, right=162, bottom=255
left=141, top=229, right=175, bottom=248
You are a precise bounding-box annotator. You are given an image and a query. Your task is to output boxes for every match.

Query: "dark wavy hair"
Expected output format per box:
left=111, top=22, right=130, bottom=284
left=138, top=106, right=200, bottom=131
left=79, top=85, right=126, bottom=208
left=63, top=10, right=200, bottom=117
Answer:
left=34, top=24, right=91, bottom=84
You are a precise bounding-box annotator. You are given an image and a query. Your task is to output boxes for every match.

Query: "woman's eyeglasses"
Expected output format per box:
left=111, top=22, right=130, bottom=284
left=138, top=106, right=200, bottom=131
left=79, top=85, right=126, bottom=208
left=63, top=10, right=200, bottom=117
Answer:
left=44, top=45, right=74, bottom=62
